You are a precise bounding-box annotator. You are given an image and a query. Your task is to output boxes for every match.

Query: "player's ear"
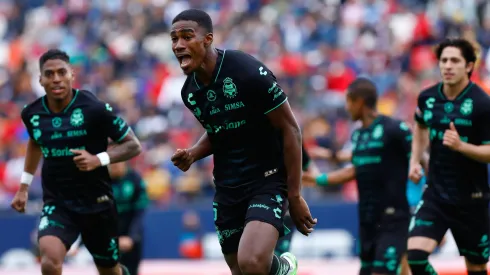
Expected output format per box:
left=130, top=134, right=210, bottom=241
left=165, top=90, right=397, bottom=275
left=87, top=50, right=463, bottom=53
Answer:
left=204, top=33, right=213, bottom=48
left=466, top=61, right=474, bottom=74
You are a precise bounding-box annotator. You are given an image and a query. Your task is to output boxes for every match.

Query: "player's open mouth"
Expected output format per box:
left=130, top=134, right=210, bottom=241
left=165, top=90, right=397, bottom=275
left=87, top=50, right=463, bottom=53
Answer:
left=178, top=55, right=192, bottom=69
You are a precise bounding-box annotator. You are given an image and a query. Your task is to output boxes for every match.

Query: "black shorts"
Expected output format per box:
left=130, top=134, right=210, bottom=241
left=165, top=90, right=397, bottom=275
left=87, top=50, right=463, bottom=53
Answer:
left=409, top=196, right=490, bottom=264
left=359, top=219, right=409, bottom=274
left=37, top=203, right=120, bottom=268
left=275, top=213, right=294, bottom=255
left=213, top=185, right=289, bottom=254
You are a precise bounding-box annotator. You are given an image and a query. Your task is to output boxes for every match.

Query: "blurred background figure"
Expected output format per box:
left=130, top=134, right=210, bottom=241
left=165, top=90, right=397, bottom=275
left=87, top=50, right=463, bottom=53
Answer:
left=179, top=210, right=203, bottom=260
left=109, top=157, right=149, bottom=275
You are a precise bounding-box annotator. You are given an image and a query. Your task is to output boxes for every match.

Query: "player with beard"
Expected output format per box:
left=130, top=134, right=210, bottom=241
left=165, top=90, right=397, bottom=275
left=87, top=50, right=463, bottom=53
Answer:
left=10, top=49, right=141, bottom=275
left=169, top=9, right=317, bottom=275
left=408, top=38, right=490, bottom=275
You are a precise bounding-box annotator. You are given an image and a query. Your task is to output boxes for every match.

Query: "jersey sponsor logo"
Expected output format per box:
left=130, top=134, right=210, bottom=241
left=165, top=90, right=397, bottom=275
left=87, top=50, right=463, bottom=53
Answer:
left=225, top=101, right=245, bottom=111
left=454, top=118, right=472, bottom=126
left=268, top=82, right=283, bottom=101
left=400, top=122, right=410, bottom=131
left=352, top=156, right=381, bottom=166
left=264, top=168, right=278, bottom=177
left=41, top=145, right=86, bottom=158
left=113, top=117, right=126, bottom=132
left=207, top=90, right=217, bottom=101
left=210, top=106, right=220, bottom=115
left=423, top=110, right=433, bottom=123
left=67, top=129, right=87, bottom=137
left=70, top=108, right=84, bottom=127
left=51, top=132, right=63, bottom=140
left=429, top=128, right=468, bottom=142
left=259, top=66, right=268, bottom=76
left=204, top=120, right=247, bottom=134
left=444, top=102, right=454, bottom=113
left=225, top=120, right=246, bottom=130
left=30, top=115, right=40, bottom=127
left=105, top=103, right=113, bottom=112
left=193, top=107, right=202, bottom=118
left=52, top=117, right=62, bottom=128
left=223, top=77, right=238, bottom=98
left=460, top=98, right=473, bottom=116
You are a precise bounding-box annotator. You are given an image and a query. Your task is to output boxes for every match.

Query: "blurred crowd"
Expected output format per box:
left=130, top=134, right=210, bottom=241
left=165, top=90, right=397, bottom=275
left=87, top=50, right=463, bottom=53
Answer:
left=1, top=0, right=490, bottom=210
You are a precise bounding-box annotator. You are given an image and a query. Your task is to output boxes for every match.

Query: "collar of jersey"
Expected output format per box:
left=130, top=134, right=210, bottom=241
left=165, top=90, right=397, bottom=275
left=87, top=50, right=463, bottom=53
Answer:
left=437, top=81, right=473, bottom=101
left=42, top=89, right=79, bottom=114
left=192, top=49, right=226, bottom=90
left=361, top=115, right=383, bottom=130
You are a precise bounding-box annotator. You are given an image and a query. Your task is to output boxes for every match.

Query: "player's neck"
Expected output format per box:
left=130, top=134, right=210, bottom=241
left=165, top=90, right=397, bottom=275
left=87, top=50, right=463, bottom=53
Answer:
left=443, top=78, right=470, bottom=100
left=195, top=48, right=218, bottom=86
left=361, top=111, right=378, bottom=128
left=46, top=89, right=74, bottom=113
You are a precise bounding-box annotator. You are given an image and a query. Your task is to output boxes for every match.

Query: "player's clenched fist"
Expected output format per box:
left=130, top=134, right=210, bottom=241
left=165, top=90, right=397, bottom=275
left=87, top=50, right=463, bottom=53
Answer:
left=11, top=189, right=28, bottom=213
left=443, top=122, right=462, bottom=151
left=171, top=149, right=195, bottom=172
left=70, top=149, right=102, bottom=171
left=408, top=162, right=423, bottom=184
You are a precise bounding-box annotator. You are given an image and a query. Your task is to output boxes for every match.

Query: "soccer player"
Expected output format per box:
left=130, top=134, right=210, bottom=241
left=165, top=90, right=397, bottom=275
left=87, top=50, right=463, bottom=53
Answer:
left=169, top=9, right=317, bottom=275
left=408, top=38, right=490, bottom=275
left=109, top=158, right=149, bottom=275
left=304, top=78, right=415, bottom=275
left=10, top=49, right=141, bottom=275
left=275, top=145, right=319, bottom=256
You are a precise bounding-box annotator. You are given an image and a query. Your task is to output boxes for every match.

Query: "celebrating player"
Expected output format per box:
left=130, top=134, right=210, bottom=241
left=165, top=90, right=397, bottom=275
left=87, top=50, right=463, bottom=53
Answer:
left=10, top=49, right=141, bottom=275
left=304, top=78, right=420, bottom=275
left=170, top=9, right=317, bottom=275
left=408, top=38, right=490, bottom=275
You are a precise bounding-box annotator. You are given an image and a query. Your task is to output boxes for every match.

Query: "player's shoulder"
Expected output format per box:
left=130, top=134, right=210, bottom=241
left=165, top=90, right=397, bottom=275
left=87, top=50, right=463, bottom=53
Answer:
left=76, top=89, right=112, bottom=110
left=224, top=49, right=269, bottom=77
left=468, top=82, right=490, bottom=102
left=21, top=97, right=44, bottom=120
left=418, top=83, right=439, bottom=100
left=382, top=115, right=410, bottom=132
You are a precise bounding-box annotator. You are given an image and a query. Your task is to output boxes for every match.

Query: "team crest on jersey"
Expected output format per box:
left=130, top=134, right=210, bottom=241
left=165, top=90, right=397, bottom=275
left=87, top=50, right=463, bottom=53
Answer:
left=223, top=77, right=237, bottom=98
left=70, top=108, right=84, bottom=127
left=460, top=98, right=473, bottom=116
left=372, top=124, right=384, bottom=139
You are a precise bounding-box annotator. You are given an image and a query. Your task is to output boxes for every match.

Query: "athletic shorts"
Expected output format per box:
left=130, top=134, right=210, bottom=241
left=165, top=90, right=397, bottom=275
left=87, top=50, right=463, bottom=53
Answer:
left=359, top=218, right=410, bottom=274
left=409, top=196, right=490, bottom=264
left=213, top=183, right=289, bottom=254
left=37, top=203, right=120, bottom=267
left=275, top=213, right=295, bottom=255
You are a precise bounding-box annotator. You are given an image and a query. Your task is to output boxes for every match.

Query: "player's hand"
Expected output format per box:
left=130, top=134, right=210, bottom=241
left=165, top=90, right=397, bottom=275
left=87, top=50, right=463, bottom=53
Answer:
left=11, top=190, right=28, bottom=213
left=288, top=196, right=317, bottom=236
left=119, top=236, right=134, bottom=252
left=408, top=162, right=423, bottom=184
left=301, top=172, right=318, bottom=187
left=171, top=149, right=195, bottom=172
left=443, top=122, right=462, bottom=151
left=70, top=149, right=101, bottom=171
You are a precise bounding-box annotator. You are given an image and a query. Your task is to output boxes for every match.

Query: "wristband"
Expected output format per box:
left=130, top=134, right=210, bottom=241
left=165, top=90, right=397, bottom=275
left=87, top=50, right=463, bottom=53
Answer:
left=96, top=152, right=111, bottom=166
left=21, top=172, right=34, bottom=185
left=316, top=173, right=328, bottom=186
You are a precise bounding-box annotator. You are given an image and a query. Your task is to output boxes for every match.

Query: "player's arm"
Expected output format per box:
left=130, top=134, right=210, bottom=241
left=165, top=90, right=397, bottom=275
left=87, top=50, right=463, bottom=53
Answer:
left=188, top=132, right=212, bottom=161
left=411, top=105, right=430, bottom=166
left=99, top=103, right=142, bottom=164
left=20, top=138, right=43, bottom=191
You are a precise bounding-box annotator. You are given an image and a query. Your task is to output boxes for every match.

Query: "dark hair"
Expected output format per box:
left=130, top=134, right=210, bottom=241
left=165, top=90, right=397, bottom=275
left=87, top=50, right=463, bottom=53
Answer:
left=435, top=38, right=478, bottom=77
left=172, top=9, right=213, bottom=33
left=347, top=77, right=378, bottom=109
left=39, top=49, right=70, bottom=70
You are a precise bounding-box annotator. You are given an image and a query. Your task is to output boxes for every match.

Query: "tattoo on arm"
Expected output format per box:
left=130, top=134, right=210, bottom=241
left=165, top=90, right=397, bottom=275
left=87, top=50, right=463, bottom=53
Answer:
left=107, top=129, right=142, bottom=163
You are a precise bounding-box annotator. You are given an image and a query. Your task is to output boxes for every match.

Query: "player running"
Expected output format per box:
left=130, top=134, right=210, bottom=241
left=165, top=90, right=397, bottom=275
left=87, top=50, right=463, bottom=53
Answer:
left=109, top=157, right=149, bottom=275
left=10, top=49, right=141, bottom=275
left=408, top=38, right=490, bottom=275
left=304, top=78, right=421, bottom=275
left=170, top=9, right=316, bottom=275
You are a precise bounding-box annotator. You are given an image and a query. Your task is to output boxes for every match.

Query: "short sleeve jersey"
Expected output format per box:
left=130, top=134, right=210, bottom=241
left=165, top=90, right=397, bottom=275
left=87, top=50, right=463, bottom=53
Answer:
left=414, top=82, right=490, bottom=203
left=351, top=115, right=411, bottom=223
left=180, top=49, right=288, bottom=191
left=21, top=89, right=131, bottom=213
